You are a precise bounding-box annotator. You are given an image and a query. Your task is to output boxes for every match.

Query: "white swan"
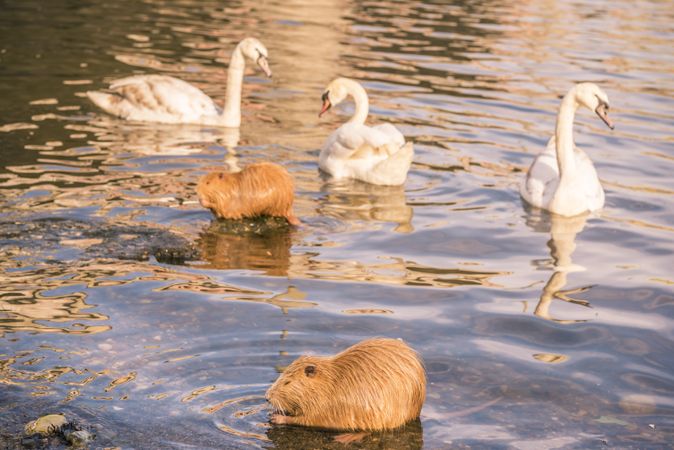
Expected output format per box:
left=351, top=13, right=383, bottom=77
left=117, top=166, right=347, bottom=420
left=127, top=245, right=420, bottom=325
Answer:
left=87, top=37, right=272, bottom=127
left=520, top=83, right=614, bottom=217
left=318, top=78, right=413, bottom=186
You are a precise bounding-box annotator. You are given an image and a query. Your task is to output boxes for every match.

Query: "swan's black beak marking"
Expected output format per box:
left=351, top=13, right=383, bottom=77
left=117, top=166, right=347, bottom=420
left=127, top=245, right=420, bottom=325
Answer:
left=319, top=91, right=331, bottom=118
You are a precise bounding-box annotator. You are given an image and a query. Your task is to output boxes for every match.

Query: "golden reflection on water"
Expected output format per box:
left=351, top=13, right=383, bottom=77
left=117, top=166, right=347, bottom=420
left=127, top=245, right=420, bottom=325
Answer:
left=216, top=422, right=269, bottom=444
left=0, top=256, right=280, bottom=337
left=104, top=371, right=137, bottom=392
left=406, top=262, right=510, bottom=288
left=184, top=216, right=510, bottom=289
left=181, top=384, right=216, bottom=403
left=202, top=394, right=265, bottom=415
left=0, top=349, right=108, bottom=391
left=205, top=394, right=270, bottom=444
left=0, top=268, right=110, bottom=336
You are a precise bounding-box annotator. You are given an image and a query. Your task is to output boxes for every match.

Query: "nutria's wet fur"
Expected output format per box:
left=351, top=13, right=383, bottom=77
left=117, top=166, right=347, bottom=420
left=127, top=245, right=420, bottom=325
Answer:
left=266, top=338, right=426, bottom=431
left=196, top=162, right=300, bottom=225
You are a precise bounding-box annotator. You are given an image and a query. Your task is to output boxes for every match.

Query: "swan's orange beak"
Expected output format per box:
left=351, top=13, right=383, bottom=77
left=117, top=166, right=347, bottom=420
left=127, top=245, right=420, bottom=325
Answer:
left=595, top=102, right=614, bottom=130
left=319, top=91, right=331, bottom=118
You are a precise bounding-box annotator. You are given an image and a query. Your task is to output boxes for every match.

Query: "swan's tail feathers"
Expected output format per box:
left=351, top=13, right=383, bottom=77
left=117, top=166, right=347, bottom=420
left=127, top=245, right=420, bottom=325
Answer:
left=369, top=142, right=414, bottom=186
left=86, top=91, right=125, bottom=117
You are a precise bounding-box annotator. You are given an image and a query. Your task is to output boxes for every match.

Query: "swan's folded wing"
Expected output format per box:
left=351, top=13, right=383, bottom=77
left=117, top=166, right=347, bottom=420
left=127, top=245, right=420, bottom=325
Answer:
left=328, top=123, right=405, bottom=161
left=367, top=141, right=414, bottom=185
left=109, top=75, right=217, bottom=117
left=324, top=125, right=367, bottom=159
left=520, top=139, right=559, bottom=207
left=372, top=123, right=405, bottom=148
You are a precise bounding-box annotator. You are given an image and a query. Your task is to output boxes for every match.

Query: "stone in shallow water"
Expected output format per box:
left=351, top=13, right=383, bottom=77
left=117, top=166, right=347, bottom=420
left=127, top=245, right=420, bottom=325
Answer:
left=210, top=216, right=292, bottom=235
left=60, top=423, right=95, bottom=447
left=24, top=414, right=67, bottom=435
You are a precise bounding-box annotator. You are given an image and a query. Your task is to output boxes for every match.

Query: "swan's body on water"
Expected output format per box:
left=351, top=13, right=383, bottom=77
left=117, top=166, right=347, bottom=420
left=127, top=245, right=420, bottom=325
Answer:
left=318, top=78, right=413, bottom=186
left=87, top=37, right=271, bottom=127
left=520, top=83, right=614, bottom=217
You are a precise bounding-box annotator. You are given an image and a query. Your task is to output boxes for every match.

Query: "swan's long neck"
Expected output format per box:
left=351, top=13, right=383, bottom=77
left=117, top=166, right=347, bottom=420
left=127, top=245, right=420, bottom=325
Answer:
left=221, top=45, right=246, bottom=128
left=345, top=80, right=369, bottom=125
left=555, top=88, right=579, bottom=180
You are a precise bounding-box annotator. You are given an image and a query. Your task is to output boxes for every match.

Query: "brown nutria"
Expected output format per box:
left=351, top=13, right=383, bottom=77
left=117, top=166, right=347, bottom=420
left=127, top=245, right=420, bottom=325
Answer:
left=196, top=162, right=300, bottom=225
left=265, top=337, right=426, bottom=431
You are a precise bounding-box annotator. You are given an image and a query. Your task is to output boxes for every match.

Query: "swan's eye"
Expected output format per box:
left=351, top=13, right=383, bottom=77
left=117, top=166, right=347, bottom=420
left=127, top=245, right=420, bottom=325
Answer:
left=594, top=94, right=609, bottom=111
left=321, top=91, right=329, bottom=102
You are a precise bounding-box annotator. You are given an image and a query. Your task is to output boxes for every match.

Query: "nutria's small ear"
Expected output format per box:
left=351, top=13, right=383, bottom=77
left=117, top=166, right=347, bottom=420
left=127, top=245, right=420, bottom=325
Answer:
left=304, top=365, right=316, bottom=377
left=218, top=173, right=225, bottom=179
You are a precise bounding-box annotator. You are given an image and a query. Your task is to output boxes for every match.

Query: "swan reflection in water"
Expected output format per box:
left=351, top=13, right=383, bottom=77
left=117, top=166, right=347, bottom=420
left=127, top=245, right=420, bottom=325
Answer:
left=318, top=179, right=413, bottom=233
left=525, top=210, right=594, bottom=323
left=84, top=116, right=242, bottom=169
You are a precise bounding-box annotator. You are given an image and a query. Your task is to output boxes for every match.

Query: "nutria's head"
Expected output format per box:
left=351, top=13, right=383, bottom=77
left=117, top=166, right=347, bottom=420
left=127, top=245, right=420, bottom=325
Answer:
left=265, top=355, right=330, bottom=419
left=196, top=172, right=230, bottom=209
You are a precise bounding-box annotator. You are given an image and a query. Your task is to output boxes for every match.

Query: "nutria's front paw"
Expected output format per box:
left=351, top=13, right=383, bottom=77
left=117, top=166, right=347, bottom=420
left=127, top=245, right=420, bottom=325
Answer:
left=271, top=414, right=289, bottom=425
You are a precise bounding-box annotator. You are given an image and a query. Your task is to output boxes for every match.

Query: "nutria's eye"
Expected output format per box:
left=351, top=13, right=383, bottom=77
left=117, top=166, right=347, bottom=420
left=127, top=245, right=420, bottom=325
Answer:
left=304, top=365, right=316, bottom=377
left=283, top=380, right=291, bottom=386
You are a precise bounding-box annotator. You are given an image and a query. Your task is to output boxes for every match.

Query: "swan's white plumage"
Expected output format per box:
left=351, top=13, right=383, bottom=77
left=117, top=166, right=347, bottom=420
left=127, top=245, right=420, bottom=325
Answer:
left=88, top=75, right=220, bottom=125
left=521, top=136, right=605, bottom=214
left=321, top=122, right=412, bottom=186
left=319, top=78, right=413, bottom=186
left=87, top=37, right=270, bottom=127
left=520, top=83, right=613, bottom=217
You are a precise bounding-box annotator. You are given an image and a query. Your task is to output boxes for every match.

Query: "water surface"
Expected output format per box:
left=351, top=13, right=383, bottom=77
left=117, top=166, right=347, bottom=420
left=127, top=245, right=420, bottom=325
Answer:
left=1, top=0, right=673, bottom=448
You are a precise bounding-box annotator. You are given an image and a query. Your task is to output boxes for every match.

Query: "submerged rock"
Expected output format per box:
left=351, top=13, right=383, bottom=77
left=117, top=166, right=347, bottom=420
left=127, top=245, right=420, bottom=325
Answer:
left=209, top=215, right=293, bottom=235
left=59, top=422, right=95, bottom=448
left=0, top=217, right=198, bottom=265
left=21, top=414, right=95, bottom=448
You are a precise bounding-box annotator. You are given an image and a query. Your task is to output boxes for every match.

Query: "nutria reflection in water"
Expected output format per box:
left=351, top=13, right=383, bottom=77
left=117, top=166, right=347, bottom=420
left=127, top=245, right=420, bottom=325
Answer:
left=197, top=217, right=293, bottom=276
left=266, top=338, right=426, bottom=444
left=266, top=418, right=423, bottom=450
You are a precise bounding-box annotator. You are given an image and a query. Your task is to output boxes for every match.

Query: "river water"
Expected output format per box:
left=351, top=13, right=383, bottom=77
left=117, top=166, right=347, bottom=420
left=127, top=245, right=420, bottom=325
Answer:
left=1, top=0, right=673, bottom=448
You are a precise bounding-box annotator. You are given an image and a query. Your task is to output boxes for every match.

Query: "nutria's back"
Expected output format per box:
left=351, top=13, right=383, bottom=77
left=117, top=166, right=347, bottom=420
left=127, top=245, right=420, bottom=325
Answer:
left=196, top=162, right=299, bottom=225
left=266, top=338, right=426, bottom=431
